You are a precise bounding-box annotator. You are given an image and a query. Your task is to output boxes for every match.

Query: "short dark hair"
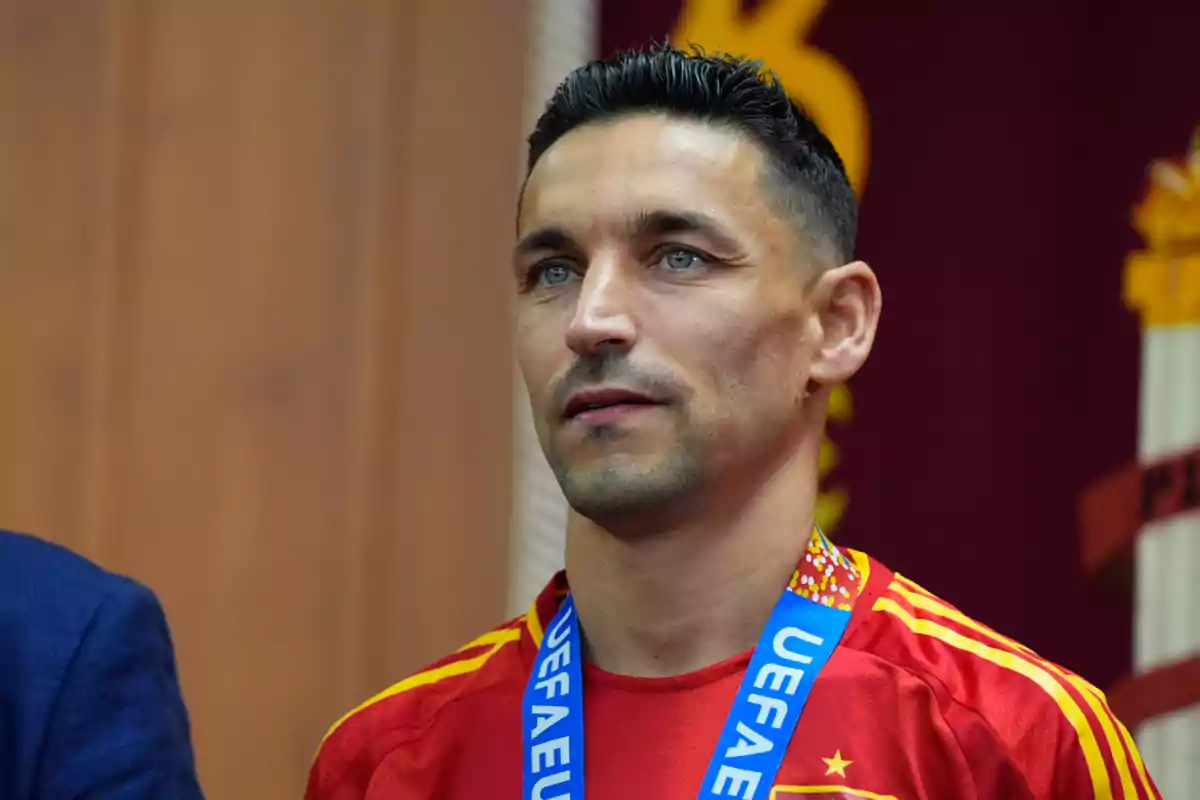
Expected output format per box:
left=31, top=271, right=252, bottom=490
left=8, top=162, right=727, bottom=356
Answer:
left=525, top=44, right=858, bottom=267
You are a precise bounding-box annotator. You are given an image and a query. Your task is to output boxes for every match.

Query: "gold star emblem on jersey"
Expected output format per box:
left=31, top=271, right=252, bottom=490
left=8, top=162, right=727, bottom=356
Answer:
left=822, top=749, right=854, bottom=778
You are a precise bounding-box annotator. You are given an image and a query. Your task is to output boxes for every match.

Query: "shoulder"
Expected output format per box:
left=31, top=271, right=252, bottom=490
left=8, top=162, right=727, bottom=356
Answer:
left=851, top=567, right=1157, bottom=799
left=0, top=532, right=197, bottom=798
left=308, top=614, right=528, bottom=796
left=0, top=529, right=160, bottom=656
left=0, top=529, right=122, bottom=594
left=0, top=528, right=178, bottom=692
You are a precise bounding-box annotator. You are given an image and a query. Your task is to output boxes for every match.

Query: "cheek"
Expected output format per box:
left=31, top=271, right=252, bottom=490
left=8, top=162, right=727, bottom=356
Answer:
left=688, top=306, right=811, bottom=409
left=515, top=317, right=563, bottom=409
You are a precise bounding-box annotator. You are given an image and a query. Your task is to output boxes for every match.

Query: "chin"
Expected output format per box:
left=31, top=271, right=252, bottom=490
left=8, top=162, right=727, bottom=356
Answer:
left=553, top=450, right=661, bottom=486
left=553, top=455, right=704, bottom=525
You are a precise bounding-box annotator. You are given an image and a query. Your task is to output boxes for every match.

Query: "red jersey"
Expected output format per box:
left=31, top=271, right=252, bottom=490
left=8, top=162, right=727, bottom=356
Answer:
left=307, top=532, right=1159, bottom=799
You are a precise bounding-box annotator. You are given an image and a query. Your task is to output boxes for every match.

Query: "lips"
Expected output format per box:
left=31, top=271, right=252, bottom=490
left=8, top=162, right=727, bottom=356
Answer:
left=562, top=388, right=664, bottom=420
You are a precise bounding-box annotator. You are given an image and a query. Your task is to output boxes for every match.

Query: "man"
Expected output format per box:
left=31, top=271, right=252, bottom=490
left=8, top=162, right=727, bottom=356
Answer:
left=0, top=529, right=205, bottom=799
left=307, top=46, right=1159, bottom=799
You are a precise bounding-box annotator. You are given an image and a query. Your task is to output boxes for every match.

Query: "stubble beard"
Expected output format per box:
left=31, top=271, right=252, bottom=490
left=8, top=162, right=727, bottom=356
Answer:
left=547, top=427, right=711, bottom=534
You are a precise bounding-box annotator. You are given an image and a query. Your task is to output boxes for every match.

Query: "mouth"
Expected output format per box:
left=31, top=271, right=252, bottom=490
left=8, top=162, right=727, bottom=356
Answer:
left=562, top=388, right=666, bottom=422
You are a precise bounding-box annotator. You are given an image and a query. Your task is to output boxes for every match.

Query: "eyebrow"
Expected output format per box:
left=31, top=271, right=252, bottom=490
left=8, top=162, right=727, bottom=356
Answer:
left=514, top=209, right=745, bottom=260
left=514, top=227, right=573, bottom=259
left=630, top=210, right=743, bottom=255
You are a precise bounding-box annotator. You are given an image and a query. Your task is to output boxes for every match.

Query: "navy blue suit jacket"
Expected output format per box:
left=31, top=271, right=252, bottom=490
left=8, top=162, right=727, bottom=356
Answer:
left=0, top=531, right=204, bottom=799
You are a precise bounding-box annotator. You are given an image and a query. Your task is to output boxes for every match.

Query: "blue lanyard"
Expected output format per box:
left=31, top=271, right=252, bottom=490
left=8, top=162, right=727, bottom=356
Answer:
left=522, top=577, right=852, bottom=799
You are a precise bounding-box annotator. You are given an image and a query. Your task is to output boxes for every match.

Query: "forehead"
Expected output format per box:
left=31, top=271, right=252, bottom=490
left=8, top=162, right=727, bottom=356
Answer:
left=519, top=115, right=773, bottom=235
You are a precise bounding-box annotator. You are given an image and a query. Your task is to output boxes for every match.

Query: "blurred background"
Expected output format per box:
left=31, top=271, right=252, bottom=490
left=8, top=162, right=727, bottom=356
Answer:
left=1, top=0, right=1197, bottom=797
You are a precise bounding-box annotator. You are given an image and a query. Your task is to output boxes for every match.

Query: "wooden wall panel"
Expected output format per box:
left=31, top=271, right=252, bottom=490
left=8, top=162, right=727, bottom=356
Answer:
left=372, top=0, right=532, bottom=692
left=0, top=3, right=132, bottom=558
left=0, top=1, right=529, bottom=796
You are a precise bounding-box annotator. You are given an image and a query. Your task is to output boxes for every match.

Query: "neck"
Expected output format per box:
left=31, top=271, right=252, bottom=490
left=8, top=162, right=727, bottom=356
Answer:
left=563, top=433, right=821, bottom=679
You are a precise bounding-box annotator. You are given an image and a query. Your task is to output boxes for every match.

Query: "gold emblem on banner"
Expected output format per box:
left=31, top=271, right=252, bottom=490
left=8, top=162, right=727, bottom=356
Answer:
left=673, top=0, right=868, bottom=194
left=1124, top=128, right=1200, bottom=327
left=674, top=0, right=867, bottom=532
left=817, top=386, right=850, bottom=531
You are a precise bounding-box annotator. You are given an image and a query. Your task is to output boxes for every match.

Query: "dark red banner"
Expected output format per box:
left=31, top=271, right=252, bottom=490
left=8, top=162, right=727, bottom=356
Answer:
left=600, top=0, right=1200, bottom=689
left=1080, top=445, right=1200, bottom=574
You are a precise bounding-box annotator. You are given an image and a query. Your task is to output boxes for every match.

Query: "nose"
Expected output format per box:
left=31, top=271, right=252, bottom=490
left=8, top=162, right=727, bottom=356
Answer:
left=565, top=259, right=638, bottom=358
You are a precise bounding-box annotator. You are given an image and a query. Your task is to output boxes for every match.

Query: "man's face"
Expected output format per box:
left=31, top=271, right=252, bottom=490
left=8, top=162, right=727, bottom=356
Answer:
left=514, top=114, right=821, bottom=524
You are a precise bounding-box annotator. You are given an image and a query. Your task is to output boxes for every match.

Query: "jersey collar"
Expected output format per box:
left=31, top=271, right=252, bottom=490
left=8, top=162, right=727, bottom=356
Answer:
left=523, top=527, right=873, bottom=651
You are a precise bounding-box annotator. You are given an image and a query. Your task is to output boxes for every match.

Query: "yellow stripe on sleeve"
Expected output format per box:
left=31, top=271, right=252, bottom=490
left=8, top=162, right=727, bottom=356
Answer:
left=456, top=624, right=525, bottom=653
left=891, top=577, right=1038, bottom=657
left=526, top=595, right=545, bottom=648
left=1114, top=717, right=1155, bottom=798
left=317, top=627, right=522, bottom=750
left=844, top=547, right=872, bottom=593
left=873, top=596, right=1115, bottom=799
left=885, top=581, right=1146, bottom=798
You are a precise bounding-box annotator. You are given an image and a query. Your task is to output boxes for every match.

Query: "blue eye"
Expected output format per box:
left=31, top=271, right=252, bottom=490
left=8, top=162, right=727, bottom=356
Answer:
left=535, top=263, right=575, bottom=287
left=659, top=249, right=704, bottom=271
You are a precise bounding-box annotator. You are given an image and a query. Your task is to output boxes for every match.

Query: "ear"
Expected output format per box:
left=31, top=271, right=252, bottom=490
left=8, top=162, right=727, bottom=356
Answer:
left=807, top=261, right=881, bottom=387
